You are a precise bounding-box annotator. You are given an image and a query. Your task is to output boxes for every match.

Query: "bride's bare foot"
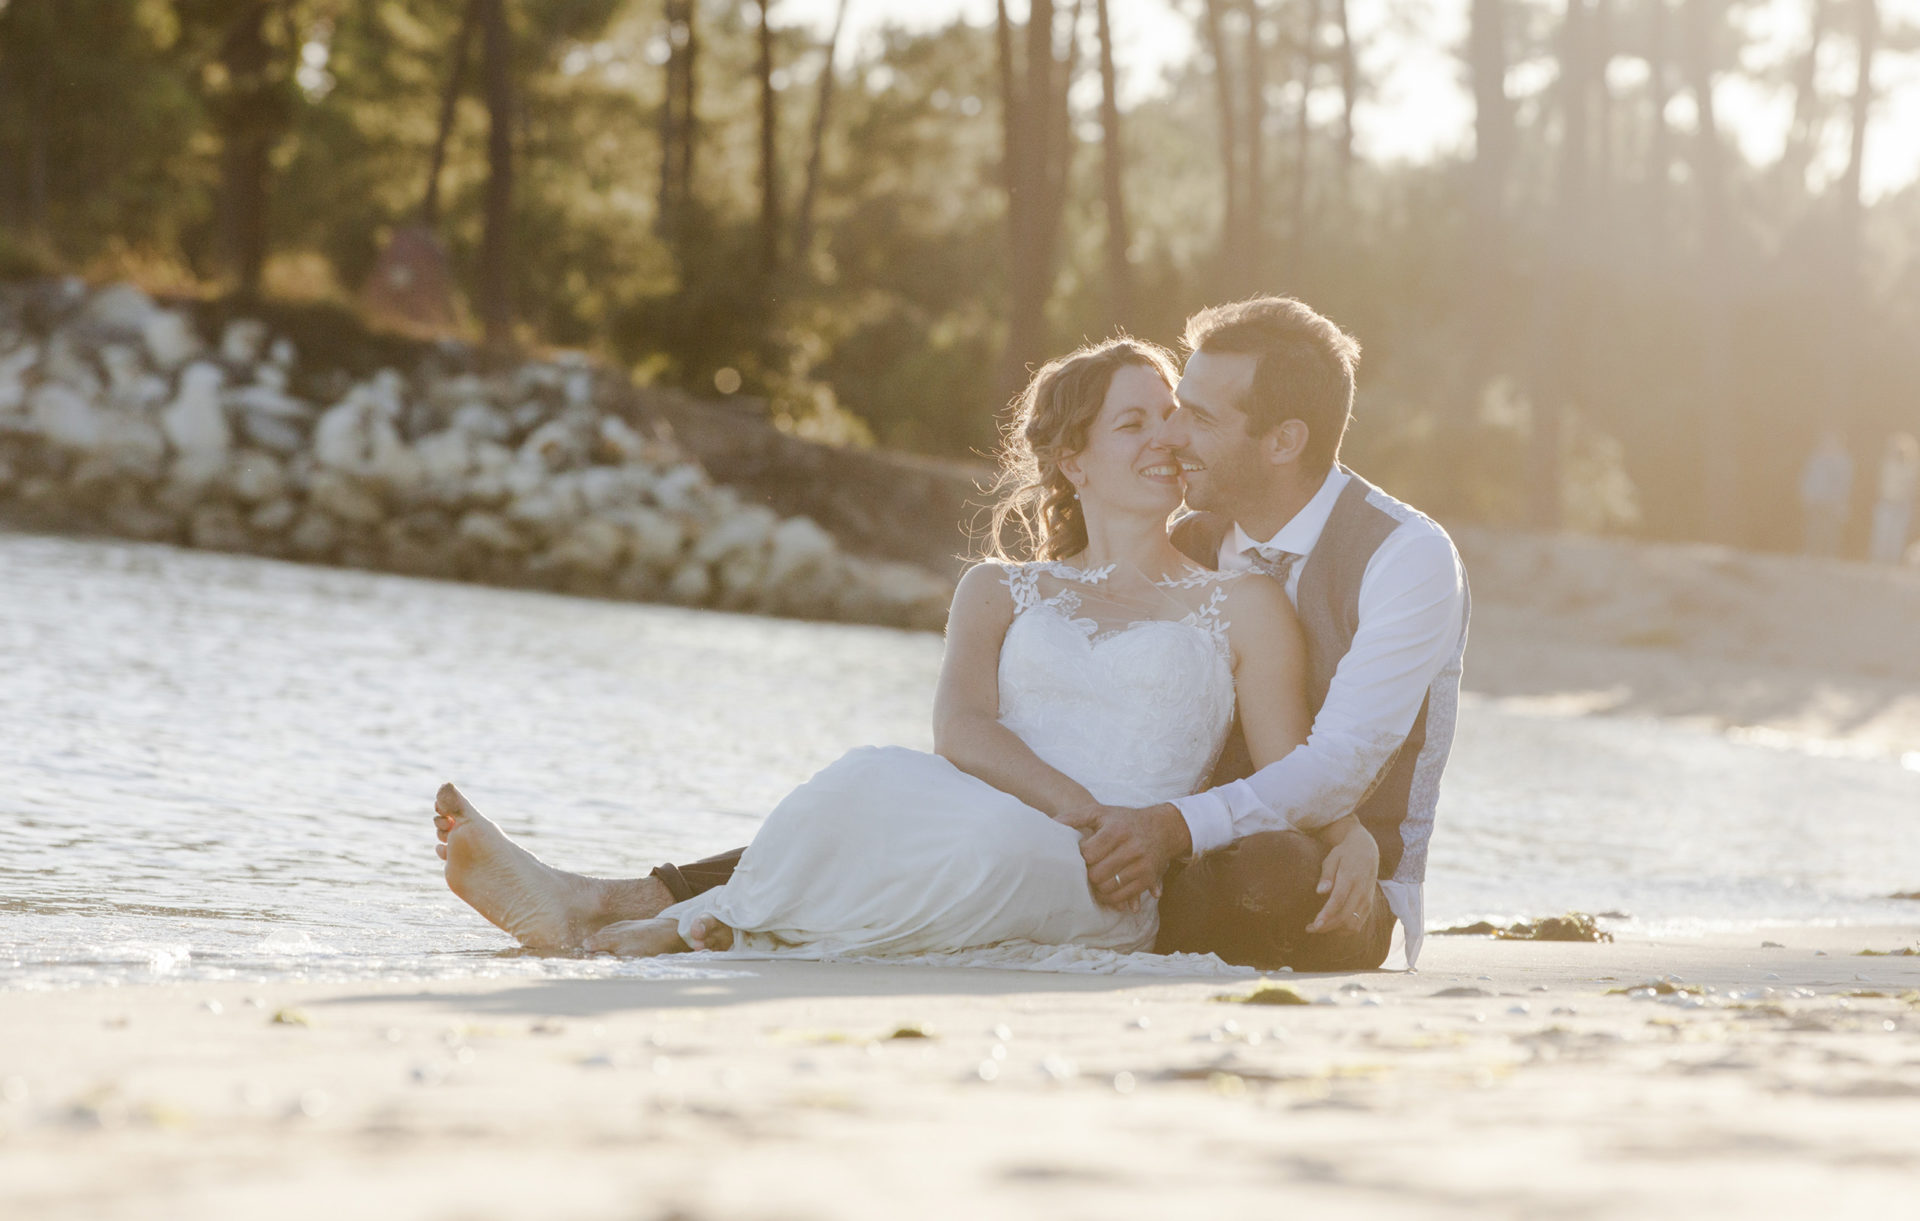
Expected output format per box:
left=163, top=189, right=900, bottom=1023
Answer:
left=581, top=918, right=689, bottom=957
left=433, top=782, right=604, bottom=951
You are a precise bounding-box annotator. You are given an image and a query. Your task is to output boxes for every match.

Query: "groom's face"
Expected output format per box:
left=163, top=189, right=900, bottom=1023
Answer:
left=1165, top=350, right=1268, bottom=516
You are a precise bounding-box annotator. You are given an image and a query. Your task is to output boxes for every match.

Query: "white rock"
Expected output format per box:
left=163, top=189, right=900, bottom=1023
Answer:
left=650, top=464, right=708, bottom=514
left=606, top=506, right=684, bottom=568
left=227, top=449, right=287, bottom=504
left=519, top=418, right=590, bottom=472
left=142, top=309, right=201, bottom=371
left=666, top=561, right=713, bottom=605
left=188, top=503, right=250, bottom=551
left=220, top=318, right=269, bottom=365
left=162, top=362, right=231, bottom=466
left=415, top=430, right=478, bottom=484
left=93, top=412, right=167, bottom=479
left=449, top=402, right=513, bottom=442
left=289, top=511, right=340, bottom=557
left=226, top=383, right=308, bottom=420
left=312, top=392, right=403, bottom=474
left=248, top=499, right=298, bottom=533
left=765, top=517, right=836, bottom=587
left=268, top=336, right=297, bottom=370
left=239, top=411, right=306, bottom=455
left=83, top=283, right=158, bottom=334
left=0, top=343, right=39, bottom=414
left=457, top=510, right=525, bottom=553
left=28, top=382, right=106, bottom=450
left=308, top=469, right=385, bottom=525
left=691, top=505, right=776, bottom=566
left=544, top=519, right=626, bottom=574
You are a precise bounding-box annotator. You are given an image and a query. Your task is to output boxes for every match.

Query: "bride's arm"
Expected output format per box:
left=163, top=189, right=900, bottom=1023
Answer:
left=931, top=563, right=1098, bottom=819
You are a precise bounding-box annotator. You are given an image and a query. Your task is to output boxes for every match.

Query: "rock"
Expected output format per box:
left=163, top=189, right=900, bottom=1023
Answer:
left=649, top=463, right=707, bottom=514
left=0, top=343, right=39, bottom=415
left=227, top=449, right=287, bottom=504
left=690, top=505, right=776, bottom=566
left=142, top=309, right=201, bottom=371
left=248, top=498, right=298, bottom=533
left=220, top=318, right=269, bottom=366
left=765, top=516, right=836, bottom=587
left=414, top=429, right=479, bottom=498
left=666, top=560, right=713, bottom=606
left=307, top=469, right=385, bottom=526
left=239, top=410, right=307, bottom=455
left=595, top=415, right=651, bottom=465
left=540, top=518, right=627, bottom=578
left=188, top=503, right=251, bottom=552
left=82, top=283, right=158, bottom=336
left=519, top=418, right=591, bottom=472
left=28, top=382, right=107, bottom=450
left=456, top=510, right=526, bottom=554
left=162, top=362, right=231, bottom=467
left=449, top=401, right=513, bottom=442
left=93, top=412, right=167, bottom=480
left=288, top=510, right=341, bottom=558
left=268, top=336, right=297, bottom=369
left=312, top=391, right=404, bottom=474
left=226, top=383, right=311, bottom=421
left=605, top=505, right=684, bottom=569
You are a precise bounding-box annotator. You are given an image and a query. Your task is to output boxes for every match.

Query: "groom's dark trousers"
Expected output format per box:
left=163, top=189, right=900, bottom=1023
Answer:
left=649, top=830, right=1394, bottom=972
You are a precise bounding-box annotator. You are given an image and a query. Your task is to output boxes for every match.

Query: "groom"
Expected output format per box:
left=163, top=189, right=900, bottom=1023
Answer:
left=645, top=296, right=1469, bottom=971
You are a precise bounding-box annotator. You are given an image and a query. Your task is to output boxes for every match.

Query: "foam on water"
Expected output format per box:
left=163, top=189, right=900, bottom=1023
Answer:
left=3, top=531, right=1917, bottom=989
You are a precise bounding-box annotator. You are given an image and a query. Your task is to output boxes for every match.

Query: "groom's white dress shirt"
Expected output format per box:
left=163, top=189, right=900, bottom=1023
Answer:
left=1170, top=468, right=1468, bottom=962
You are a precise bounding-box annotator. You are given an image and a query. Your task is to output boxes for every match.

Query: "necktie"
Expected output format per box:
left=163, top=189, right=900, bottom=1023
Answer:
left=1247, top=545, right=1300, bottom=587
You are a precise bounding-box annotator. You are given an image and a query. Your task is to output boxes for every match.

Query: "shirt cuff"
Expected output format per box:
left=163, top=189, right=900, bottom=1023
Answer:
left=1171, top=790, right=1234, bottom=857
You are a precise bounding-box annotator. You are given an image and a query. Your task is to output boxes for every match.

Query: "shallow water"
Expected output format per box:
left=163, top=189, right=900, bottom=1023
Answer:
left=4, top=531, right=1917, bottom=989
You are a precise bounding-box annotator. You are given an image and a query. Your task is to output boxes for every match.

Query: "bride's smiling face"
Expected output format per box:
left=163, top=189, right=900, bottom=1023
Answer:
left=1058, top=363, right=1182, bottom=516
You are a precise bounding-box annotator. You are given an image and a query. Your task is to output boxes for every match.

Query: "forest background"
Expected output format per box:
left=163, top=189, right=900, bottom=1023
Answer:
left=2, top=0, right=1916, bottom=553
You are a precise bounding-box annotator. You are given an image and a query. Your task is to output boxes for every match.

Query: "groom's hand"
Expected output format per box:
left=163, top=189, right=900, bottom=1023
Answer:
left=1306, top=819, right=1380, bottom=935
left=1063, top=803, right=1191, bottom=908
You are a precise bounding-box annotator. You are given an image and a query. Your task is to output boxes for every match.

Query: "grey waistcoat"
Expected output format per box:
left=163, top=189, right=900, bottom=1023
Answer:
left=1169, top=470, right=1469, bottom=885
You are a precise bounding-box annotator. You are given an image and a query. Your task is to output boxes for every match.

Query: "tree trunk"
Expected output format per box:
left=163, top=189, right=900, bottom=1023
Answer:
left=22, top=0, right=51, bottom=248
left=1776, top=0, right=1829, bottom=199
left=1458, top=0, right=1512, bottom=440
left=1683, top=0, right=1738, bottom=541
left=1644, top=0, right=1674, bottom=252
left=1287, top=0, right=1322, bottom=279
left=996, top=0, right=1079, bottom=399
left=1526, top=0, right=1595, bottom=530
left=757, top=0, right=781, bottom=275
left=422, top=0, right=482, bottom=228
left=1826, top=0, right=1879, bottom=436
left=1242, top=0, right=1270, bottom=287
left=658, top=0, right=698, bottom=239
left=1093, top=0, right=1134, bottom=327
left=792, top=0, right=847, bottom=264
left=1200, top=0, right=1243, bottom=290
left=478, top=0, right=515, bottom=355
left=216, top=1, right=279, bottom=301
left=1332, top=0, right=1357, bottom=198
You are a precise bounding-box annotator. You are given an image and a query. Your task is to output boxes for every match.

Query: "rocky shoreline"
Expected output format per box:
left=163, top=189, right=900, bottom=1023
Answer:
left=0, top=279, right=958, bottom=630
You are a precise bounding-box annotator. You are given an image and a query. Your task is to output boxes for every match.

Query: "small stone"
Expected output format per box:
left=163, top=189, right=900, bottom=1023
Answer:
left=221, top=318, right=269, bottom=365
left=141, top=309, right=201, bottom=371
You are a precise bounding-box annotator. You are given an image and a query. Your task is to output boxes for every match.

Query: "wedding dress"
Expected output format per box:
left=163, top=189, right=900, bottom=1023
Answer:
left=658, top=561, right=1242, bottom=961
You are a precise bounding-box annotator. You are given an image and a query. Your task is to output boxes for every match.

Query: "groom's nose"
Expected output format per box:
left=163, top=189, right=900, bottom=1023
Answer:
left=1154, top=407, right=1190, bottom=450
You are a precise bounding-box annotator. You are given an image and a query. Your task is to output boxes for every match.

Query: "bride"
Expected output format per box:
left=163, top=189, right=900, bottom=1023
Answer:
left=431, top=337, right=1318, bottom=960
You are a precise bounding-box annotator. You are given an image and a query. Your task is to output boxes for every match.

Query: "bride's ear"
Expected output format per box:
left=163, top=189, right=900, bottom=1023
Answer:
left=1057, top=453, right=1087, bottom=491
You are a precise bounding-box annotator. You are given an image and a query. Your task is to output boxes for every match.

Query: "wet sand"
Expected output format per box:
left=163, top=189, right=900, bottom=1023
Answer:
left=5, top=926, right=1918, bottom=1220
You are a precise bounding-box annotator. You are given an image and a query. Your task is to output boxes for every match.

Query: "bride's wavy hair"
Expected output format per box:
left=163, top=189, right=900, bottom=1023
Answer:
left=981, top=336, right=1182, bottom=562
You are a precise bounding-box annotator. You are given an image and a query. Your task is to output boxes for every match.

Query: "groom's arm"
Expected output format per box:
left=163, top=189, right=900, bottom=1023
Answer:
left=1172, top=526, right=1467, bottom=855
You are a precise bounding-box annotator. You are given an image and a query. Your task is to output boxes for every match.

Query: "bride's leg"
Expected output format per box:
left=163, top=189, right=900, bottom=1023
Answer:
left=432, top=783, right=668, bottom=950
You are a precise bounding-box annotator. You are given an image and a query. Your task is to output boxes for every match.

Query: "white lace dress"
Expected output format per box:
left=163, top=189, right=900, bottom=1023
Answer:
left=658, top=562, right=1241, bottom=959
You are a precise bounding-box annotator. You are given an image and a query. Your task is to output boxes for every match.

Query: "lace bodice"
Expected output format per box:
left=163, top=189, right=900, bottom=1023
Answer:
left=996, top=562, right=1240, bottom=809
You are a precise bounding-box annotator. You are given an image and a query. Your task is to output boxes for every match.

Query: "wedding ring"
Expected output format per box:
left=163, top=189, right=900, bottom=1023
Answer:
left=1114, top=875, right=1123, bottom=886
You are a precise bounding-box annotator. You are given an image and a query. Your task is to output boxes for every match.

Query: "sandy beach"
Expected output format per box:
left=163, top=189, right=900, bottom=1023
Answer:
left=5, top=926, right=1919, bottom=1220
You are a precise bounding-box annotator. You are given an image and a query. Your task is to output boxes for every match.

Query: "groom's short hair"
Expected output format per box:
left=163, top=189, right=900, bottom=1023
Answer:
left=1183, top=297, right=1360, bottom=474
